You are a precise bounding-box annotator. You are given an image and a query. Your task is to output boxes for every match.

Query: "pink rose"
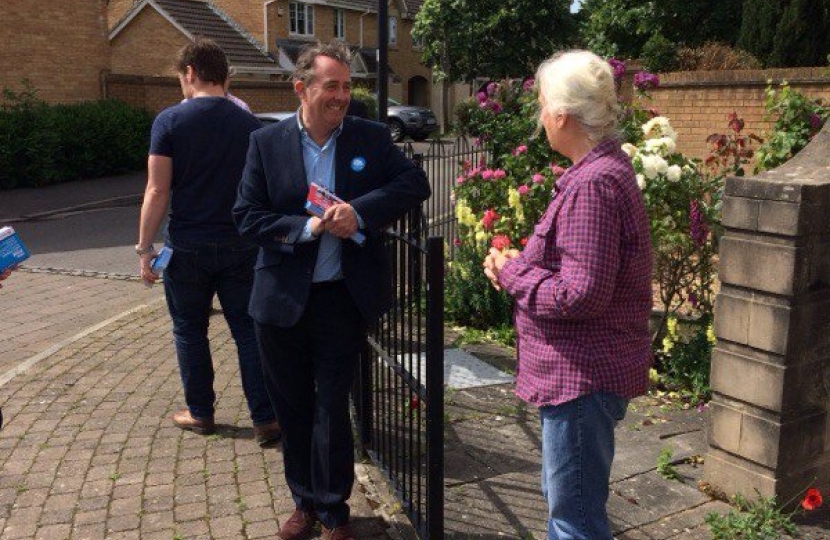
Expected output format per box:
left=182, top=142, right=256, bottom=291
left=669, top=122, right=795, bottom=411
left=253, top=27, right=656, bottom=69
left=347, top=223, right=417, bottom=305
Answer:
left=532, top=173, right=545, bottom=184
left=493, top=169, right=506, bottom=179
left=517, top=185, right=529, bottom=195
left=481, top=169, right=494, bottom=180
left=476, top=91, right=487, bottom=104
left=455, top=176, right=465, bottom=185
left=512, top=145, right=528, bottom=156
left=550, top=164, right=566, bottom=176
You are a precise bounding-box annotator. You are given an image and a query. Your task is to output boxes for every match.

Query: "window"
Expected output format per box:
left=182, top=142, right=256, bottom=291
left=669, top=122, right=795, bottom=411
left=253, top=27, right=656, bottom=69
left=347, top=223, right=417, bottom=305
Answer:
left=333, top=9, right=344, bottom=39
left=289, top=2, right=314, bottom=36
left=411, top=29, right=421, bottom=49
left=388, top=16, right=397, bottom=46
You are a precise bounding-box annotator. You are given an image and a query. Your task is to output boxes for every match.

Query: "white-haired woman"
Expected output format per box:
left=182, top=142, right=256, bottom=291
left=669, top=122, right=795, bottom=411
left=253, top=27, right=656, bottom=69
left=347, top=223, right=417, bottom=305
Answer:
left=484, top=50, right=653, bottom=540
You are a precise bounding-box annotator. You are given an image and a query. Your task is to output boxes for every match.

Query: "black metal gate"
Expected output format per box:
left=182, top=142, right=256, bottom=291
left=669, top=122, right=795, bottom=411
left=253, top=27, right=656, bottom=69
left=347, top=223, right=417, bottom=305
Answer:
left=352, top=208, right=445, bottom=540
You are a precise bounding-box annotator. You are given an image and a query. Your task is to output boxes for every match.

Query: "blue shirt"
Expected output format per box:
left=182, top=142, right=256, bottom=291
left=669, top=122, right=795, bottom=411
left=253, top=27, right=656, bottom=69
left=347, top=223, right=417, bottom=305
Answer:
left=297, top=113, right=349, bottom=282
left=149, top=97, right=261, bottom=243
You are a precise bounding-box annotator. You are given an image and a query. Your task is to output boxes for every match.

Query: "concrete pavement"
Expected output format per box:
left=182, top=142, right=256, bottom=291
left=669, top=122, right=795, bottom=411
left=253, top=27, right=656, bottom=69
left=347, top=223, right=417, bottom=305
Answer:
left=1, top=173, right=828, bottom=539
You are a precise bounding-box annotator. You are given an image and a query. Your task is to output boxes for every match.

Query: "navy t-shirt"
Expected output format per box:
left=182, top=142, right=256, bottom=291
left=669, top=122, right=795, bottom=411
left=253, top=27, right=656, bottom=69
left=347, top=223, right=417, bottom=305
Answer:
left=149, top=97, right=262, bottom=243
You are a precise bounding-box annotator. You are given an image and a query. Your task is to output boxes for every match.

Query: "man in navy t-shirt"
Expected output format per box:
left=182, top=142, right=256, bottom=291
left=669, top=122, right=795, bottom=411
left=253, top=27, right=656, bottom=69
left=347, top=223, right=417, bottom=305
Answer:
left=136, top=38, right=280, bottom=447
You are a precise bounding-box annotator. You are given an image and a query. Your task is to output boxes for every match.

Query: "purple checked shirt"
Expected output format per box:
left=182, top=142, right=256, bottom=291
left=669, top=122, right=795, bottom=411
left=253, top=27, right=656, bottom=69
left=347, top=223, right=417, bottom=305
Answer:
left=498, top=139, right=653, bottom=407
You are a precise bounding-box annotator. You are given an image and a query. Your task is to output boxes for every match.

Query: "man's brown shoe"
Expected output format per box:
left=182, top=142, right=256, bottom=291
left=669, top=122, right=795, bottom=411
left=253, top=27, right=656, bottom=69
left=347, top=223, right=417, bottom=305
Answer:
left=277, top=508, right=317, bottom=540
left=170, top=409, right=216, bottom=435
left=321, top=523, right=355, bottom=540
left=253, top=420, right=282, bottom=447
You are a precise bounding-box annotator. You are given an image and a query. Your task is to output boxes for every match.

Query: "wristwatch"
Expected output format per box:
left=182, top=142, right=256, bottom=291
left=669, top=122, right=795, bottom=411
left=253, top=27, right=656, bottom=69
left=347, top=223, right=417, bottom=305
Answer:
left=135, top=244, right=155, bottom=255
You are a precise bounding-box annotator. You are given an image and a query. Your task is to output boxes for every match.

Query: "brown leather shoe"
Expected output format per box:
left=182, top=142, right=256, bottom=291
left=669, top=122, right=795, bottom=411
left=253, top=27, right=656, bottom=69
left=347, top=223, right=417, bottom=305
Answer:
left=170, top=409, right=216, bottom=435
left=277, top=508, right=317, bottom=540
left=321, top=523, right=355, bottom=540
left=253, top=420, right=282, bottom=447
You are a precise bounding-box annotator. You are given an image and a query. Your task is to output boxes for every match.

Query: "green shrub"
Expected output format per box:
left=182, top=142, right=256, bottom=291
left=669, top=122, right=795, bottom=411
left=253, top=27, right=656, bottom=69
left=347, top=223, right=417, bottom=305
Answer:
left=676, top=42, right=762, bottom=71
left=640, top=33, right=678, bottom=73
left=755, top=82, right=829, bottom=172
left=350, top=86, right=378, bottom=120
left=0, top=83, right=152, bottom=190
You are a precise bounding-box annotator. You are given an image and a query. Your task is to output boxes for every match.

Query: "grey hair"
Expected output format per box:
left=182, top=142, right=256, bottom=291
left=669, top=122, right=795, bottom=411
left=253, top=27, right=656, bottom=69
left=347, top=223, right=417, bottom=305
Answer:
left=535, top=50, right=620, bottom=143
left=293, top=41, right=352, bottom=86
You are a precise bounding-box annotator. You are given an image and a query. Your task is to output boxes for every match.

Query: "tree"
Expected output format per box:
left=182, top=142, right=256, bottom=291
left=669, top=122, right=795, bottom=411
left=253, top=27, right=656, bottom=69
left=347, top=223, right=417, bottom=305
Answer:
left=739, top=0, right=830, bottom=67
left=578, top=0, right=743, bottom=60
left=412, top=0, right=576, bottom=83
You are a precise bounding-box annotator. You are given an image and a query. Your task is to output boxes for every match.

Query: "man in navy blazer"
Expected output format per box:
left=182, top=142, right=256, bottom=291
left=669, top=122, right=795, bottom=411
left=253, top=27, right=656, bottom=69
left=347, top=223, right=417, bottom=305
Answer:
left=234, top=41, right=430, bottom=540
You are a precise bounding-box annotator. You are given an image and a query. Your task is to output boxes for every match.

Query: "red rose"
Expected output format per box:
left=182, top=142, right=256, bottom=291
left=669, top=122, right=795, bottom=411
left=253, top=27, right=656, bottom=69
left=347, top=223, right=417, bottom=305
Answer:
left=490, top=235, right=511, bottom=251
left=520, top=237, right=528, bottom=247
left=802, top=488, right=823, bottom=511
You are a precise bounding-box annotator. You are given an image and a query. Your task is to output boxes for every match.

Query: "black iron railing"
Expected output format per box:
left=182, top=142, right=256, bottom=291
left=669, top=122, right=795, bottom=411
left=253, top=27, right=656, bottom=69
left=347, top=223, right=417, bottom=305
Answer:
left=353, top=209, right=444, bottom=540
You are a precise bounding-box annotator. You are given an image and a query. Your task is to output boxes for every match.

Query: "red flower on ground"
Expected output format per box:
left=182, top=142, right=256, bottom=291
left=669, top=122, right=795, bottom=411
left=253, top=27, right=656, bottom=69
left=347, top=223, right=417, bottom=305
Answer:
left=491, top=235, right=511, bottom=251
left=801, top=488, right=823, bottom=511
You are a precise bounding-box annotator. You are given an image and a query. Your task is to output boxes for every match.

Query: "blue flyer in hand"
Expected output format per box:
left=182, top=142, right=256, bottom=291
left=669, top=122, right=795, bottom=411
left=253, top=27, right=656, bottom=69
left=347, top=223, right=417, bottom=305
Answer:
left=151, top=246, right=173, bottom=274
left=0, top=226, right=30, bottom=272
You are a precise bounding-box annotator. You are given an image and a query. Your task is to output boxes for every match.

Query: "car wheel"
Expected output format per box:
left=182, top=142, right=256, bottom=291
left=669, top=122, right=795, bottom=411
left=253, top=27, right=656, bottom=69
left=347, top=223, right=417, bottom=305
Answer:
left=387, top=119, right=405, bottom=143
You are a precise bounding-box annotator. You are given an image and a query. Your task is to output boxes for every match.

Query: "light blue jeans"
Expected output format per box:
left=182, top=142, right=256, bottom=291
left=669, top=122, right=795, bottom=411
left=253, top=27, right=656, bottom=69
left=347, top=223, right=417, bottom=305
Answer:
left=539, top=391, right=628, bottom=540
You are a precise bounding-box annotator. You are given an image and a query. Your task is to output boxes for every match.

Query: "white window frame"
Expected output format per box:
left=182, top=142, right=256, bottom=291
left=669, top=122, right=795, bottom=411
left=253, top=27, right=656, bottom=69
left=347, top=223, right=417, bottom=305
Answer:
left=388, top=16, right=397, bottom=46
left=333, top=8, right=345, bottom=39
left=289, top=2, right=314, bottom=36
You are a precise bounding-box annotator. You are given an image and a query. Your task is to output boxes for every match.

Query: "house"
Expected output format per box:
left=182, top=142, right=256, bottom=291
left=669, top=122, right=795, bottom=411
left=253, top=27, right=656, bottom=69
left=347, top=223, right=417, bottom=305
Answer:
left=0, top=0, right=110, bottom=103
left=106, top=0, right=438, bottom=112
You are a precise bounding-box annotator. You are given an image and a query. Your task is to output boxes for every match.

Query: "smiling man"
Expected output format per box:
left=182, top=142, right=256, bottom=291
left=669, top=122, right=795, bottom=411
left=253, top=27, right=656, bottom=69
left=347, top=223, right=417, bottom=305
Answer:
left=234, top=41, right=430, bottom=540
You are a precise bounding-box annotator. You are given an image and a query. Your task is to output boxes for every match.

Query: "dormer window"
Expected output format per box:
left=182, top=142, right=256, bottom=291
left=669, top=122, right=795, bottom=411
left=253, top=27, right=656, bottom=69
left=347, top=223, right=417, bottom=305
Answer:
left=289, top=2, right=314, bottom=36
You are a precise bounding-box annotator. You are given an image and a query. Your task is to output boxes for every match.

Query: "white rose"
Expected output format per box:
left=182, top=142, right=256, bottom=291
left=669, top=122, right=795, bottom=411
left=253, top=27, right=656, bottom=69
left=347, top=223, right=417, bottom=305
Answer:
left=654, top=155, right=669, bottom=175
left=636, top=174, right=646, bottom=189
left=621, top=143, right=638, bottom=157
left=641, top=155, right=660, bottom=179
left=666, top=165, right=682, bottom=182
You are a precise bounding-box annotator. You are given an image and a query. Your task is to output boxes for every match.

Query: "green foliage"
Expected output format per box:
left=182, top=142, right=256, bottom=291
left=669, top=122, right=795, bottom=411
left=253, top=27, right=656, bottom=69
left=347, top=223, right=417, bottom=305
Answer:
left=676, top=42, right=762, bottom=71
left=755, top=82, right=829, bottom=172
left=640, top=33, right=678, bottom=73
left=413, top=0, right=576, bottom=82
left=738, top=0, right=830, bottom=67
left=656, top=447, right=681, bottom=481
left=350, top=87, right=378, bottom=120
left=706, top=492, right=798, bottom=540
left=579, top=0, right=742, bottom=60
left=0, top=82, right=152, bottom=190
left=655, top=316, right=714, bottom=402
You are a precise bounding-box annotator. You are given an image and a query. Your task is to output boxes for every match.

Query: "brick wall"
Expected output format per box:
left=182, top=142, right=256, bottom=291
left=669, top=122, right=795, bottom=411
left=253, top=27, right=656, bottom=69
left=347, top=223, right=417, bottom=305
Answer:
left=389, top=16, right=431, bottom=106
left=0, top=0, right=110, bottom=104
left=631, top=68, right=830, bottom=160
left=110, top=6, right=191, bottom=77
left=108, top=0, right=137, bottom=28
left=105, top=73, right=296, bottom=114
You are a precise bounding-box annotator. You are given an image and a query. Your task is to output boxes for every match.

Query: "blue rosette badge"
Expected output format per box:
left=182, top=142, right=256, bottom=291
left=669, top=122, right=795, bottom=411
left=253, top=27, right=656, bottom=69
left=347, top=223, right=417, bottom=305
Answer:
left=351, top=156, right=366, bottom=172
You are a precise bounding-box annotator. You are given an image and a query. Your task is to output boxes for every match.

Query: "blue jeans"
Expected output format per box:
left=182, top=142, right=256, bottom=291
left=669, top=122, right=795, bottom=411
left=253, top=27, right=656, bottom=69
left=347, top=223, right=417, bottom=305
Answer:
left=539, top=392, right=628, bottom=540
left=163, top=238, right=275, bottom=426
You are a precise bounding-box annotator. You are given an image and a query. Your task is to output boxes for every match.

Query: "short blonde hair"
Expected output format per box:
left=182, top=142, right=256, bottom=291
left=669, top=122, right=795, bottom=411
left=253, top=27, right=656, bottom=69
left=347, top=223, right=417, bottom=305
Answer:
left=535, top=50, right=620, bottom=143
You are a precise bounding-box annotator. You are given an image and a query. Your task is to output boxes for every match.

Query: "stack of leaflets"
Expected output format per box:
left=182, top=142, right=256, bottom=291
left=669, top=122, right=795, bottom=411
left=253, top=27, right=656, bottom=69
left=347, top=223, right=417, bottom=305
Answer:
left=305, top=183, right=366, bottom=246
left=0, top=226, right=30, bottom=272
left=151, top=246, right=173, bottom=274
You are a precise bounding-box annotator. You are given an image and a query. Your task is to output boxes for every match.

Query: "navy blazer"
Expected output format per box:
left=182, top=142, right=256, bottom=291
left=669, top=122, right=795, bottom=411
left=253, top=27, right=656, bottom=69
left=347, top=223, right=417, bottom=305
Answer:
left=234, top=115, right=431, bottom=328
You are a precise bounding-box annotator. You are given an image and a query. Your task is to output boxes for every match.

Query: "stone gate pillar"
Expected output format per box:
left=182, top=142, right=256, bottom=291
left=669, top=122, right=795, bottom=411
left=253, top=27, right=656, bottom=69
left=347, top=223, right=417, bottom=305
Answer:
left=704, top=124, right=830, bottom=504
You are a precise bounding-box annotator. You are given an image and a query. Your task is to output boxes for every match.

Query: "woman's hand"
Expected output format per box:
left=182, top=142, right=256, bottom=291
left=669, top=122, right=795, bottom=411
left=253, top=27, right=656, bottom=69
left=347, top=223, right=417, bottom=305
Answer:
left=0, top=265, right=15, bottom=289
left=483, top=247, right=520, bottom=291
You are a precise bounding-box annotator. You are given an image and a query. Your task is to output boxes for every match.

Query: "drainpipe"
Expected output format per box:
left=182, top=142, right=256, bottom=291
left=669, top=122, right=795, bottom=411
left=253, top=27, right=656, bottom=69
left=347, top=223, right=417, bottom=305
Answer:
left=359, top=8, right=371, bottom=48
left=263, top=0, right=279, bottom=54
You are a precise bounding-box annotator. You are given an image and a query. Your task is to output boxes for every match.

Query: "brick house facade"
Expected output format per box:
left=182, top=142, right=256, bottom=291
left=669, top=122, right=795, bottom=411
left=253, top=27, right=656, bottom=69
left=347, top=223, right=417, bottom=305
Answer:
left=0, top=0, right=110, bottom=103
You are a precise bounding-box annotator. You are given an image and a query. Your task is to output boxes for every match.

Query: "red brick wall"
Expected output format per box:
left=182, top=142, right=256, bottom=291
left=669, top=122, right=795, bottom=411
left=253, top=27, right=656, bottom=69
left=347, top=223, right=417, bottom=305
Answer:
left=110, top=7, right=191, bottom=77
left=0, top=0, right=110, bottom=103
left=105, top=73, right=296, bottom=114
left=628, top=68, right=830, bottom=160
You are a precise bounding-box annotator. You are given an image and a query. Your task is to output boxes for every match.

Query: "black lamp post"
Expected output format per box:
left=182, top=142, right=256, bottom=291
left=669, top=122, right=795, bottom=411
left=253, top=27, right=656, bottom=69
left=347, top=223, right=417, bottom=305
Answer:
left=377, top=0, right=388, bottom=123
